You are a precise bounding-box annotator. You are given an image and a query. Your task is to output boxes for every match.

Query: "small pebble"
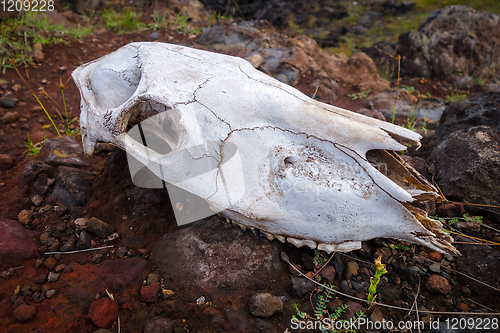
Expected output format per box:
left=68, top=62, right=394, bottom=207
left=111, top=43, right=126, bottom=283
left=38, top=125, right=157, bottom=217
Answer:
left=150, top=31, right=160, bottom=40
left=43, top=257, right=57, bottom=270
left=55, top=264, right=65, bottom=273
left=161, top=289, right=174, bottom=299
left=21, top=285, right=32, bottom=296
left=31, top=195, right=43, bottom=206
left=35, top=259, right=43, bottom=268
left=47, top=272, right=60, bottom=283
left=92, top=253, right=103, bottom=264
left=34, top=273, right=47, bottom=284
left=46, top=289, right=57, bottom=299
left=146, top=272, right=160, bottom=285
left=0, top=97, right=17, bottom=109
left=13, top=304, right=37, bottom=322
left=2, top=111, right=19, bottom=123
left=429, top=263, right=441, bottom=273
left=33, top=50, right=44, bottom=63
left=116, top=247, right=127, bottom=258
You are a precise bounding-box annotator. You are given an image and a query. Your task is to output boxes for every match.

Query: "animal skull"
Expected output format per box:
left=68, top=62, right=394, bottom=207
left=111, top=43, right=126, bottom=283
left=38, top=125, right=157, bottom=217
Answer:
left=72, top=42, right=457, bottom=255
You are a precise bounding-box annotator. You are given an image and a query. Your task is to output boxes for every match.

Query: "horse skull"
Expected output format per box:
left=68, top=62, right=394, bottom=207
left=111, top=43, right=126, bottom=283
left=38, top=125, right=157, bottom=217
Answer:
left=72, top=42, right=457, bottom=255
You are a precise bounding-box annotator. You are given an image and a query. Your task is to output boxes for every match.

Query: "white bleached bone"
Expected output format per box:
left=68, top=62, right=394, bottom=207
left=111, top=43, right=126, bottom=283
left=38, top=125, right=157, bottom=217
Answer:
left=72, top=42, right=457, bottom=255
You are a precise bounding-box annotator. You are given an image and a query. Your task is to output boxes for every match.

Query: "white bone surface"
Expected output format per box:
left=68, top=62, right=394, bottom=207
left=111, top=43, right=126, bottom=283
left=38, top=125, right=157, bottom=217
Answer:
left=72, top=42, right=457, bottom=255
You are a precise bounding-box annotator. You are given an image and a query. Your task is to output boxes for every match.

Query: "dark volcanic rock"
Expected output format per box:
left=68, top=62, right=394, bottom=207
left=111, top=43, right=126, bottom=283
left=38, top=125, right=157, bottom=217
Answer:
left=0, top=96, right=17, bottom=109
left=224, top=307, right=249, bottom=333
left=434, top=126, right=500, bottom=210
left=434, top=92, right=500, bottom=142
left=429, top=92, right=500, bottom=219
left=456, top=242, right=500, bottom=311
left=152, top=216, right=284, bottom=295
left=36, top=136, right=90, bottom=168
left=0, top=218, right=39, bottom=270
left=291, top=277, right=315, bottom=296
left=49, top=166, right=92, bottom=212
left=17, top=160, right=54, bottom=197
left=85, top=217, right=115, bottom=238
left=395, top=6, right=500, bottom=81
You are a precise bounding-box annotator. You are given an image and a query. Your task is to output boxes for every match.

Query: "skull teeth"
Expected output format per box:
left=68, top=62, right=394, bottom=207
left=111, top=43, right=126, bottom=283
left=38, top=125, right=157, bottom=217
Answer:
left=261, top=231, right=275, bottom=241
left=287, top=237, right=317, bottom=250
left=224, top=217, right=359, bottom=253
left=317, top=243, right=337, bottom=253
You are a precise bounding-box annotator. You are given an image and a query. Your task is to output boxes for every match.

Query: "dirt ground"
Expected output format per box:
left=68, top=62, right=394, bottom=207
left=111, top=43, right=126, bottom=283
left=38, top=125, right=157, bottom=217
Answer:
left=1, top=11, right=499, bottom=333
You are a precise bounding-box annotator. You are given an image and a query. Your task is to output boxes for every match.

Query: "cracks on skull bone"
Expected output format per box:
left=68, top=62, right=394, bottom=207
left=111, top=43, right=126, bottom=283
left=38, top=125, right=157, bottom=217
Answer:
left=238, top=65, right=311, bottom=105
left=167, top=46, right=206, bottom=62
left=133, top=44, right=143, bottom=69
left=106, top=68, right=139, bottom=87
left=238, top=65, right=403, bottom=140
left=193, top=78, right=233, bottom=132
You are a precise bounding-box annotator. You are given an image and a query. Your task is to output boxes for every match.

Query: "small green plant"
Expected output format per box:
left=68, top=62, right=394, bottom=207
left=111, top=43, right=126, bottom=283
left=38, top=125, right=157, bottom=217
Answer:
left=148, top=10, right=168, bottom=31
left=102, top=8, right=144, bottom=33
left=421, top=117, right=428, bottom=135
left=473, top=76, right=483, bottom=85
left=172, top=12, right=201, bottom=35
left=292, top=250, right=366, bottom=332
left=0, top=11, right=91, bottom=72
left=367, top=256, right=388, bottom=304
left=313, top=249, right=329, bottom=268
left=401, top=86, right=417, bottom=94
left=383, top=241, right=410, bottom=252
left=25, top=126, right=48, bottom=156
left=347, top=89, right=372, bottom=100
left=293, top=292, right=366, bottom=333
left=25, top=132, right=40, bottom=156
left=464, top=214, right=483, bottom=223
left=445, top=93, right=467, bottom=103
left=435, top=214, right=483, bottom=226
left=404, top=114, right=417, bottom=132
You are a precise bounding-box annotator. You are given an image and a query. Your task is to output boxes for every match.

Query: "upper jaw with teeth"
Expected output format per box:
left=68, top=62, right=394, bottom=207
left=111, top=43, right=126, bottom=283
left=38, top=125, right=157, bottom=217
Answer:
left=72, top=42, right=458, bottom=255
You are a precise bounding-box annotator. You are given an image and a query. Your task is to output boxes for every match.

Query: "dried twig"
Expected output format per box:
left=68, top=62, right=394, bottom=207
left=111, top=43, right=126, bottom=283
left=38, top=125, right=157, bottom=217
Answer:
left=44, top=245, right=114, bottom=255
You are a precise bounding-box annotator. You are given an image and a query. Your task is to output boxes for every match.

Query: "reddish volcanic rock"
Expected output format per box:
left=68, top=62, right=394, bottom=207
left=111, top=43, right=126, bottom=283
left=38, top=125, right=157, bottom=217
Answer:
left=428, top=251, right=442, bottom=262
left=0, top=218, right=39, bottom=270
left=436, top=202, right=464, bottom=218
left=95, top=257, right=148, bottom=292
left=426, top=274, right=451, bottom=295
left=87, top=298, right=119, bottom=328
left=140, top=282, right=160, bottom=303
left=13, top=304, right=37, bottom=322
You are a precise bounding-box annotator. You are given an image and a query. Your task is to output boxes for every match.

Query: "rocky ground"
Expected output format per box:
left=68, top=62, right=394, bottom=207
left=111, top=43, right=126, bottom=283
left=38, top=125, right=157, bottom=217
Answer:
left=1, top=1, right=500, bottom=333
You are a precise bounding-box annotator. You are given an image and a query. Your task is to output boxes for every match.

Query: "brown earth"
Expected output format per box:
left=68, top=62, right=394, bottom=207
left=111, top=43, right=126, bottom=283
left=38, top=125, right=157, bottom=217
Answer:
left=1, top=11, right=500, bottom=333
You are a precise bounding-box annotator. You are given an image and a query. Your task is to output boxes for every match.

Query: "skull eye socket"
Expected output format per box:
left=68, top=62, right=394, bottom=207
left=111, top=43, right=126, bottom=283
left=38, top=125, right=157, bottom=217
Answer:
left=90, top=67, right=142, bottom=110
left=126, top=101, right=185, bottom=155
